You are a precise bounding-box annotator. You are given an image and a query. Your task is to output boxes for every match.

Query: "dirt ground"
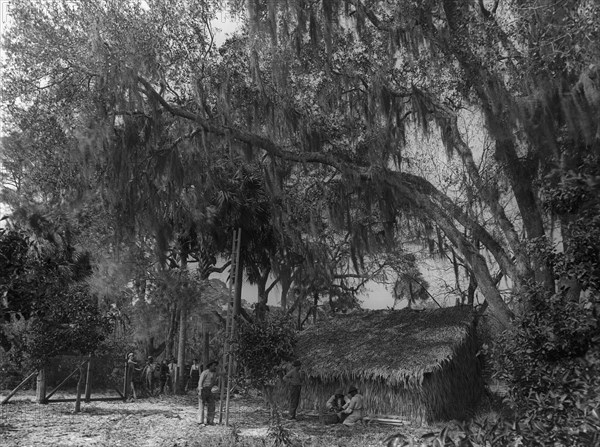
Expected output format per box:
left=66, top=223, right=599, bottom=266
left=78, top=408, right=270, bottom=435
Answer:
left=0, top=390, right=439, bottom=447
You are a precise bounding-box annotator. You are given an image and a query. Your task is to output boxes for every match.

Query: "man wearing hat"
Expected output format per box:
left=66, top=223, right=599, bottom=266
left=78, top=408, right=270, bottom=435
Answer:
left=283, top=360, right=303, bottom=420
left=197, top=360, right=219, bottom=425
left=341, top=385, right=364, bottom=426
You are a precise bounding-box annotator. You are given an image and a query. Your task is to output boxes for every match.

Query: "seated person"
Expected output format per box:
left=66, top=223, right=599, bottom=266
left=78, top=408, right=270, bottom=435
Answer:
left=326, top=388, right=349, bottom=422
left=341, top=385, right=364, bottom=426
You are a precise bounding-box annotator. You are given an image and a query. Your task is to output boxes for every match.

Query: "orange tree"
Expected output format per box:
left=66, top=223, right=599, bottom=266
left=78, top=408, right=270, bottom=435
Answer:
left=234, top=312, right=296, bottom=410
left=0, top=225, right=112, bottom=368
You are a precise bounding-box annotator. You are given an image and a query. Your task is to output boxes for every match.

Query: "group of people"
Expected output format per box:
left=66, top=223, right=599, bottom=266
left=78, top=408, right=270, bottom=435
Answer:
left=197, top=358, right=364, bottom=427
left=283, top=360, right=364, bottom=426
left=127, top=354, right=364, bottom=426
left=325, top=385, right=364, bottom=425
left=125, top=353, right=203, bottom=399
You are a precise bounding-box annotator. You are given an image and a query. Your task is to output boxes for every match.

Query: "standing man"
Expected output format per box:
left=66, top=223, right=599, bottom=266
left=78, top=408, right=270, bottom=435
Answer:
left=125, top=352, right=139, bottom=401
left=142, top=356, right=156, bottom=396
left=168, top=357, right=177, bottom=393
left=187, top=358, right=200, bottom=392
left=283, top=360, right=303, bottom=420
left=341, top=385, right=364, bottom=426
left=158, top=359, right=170, bottom=395
left=197, top=360, right=219, bottom=425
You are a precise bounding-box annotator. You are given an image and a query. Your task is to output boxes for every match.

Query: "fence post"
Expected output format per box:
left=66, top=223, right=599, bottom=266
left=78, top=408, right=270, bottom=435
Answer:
left=123, top=357, right=129, bottom=401
left=75, top=365, right=83, bottom=413
left=36, top=367, right=47, bottom=404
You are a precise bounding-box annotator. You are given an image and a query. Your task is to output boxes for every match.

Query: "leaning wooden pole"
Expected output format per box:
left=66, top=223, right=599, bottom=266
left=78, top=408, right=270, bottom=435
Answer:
left=84, top=355, right=92, bottom=402
left=1, top=371, right=37, bottom=405
left=45, top=360, right=88, bottom=401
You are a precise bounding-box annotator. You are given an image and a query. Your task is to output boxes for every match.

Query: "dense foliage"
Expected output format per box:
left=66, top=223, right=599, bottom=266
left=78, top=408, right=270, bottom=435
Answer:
left=430, top=154, right=600, bottom=445
left=235, top=312, right=297, bottom=388
left=445, top=160, right=600, bottom=445
left=0, top=226, right=112, bottom=366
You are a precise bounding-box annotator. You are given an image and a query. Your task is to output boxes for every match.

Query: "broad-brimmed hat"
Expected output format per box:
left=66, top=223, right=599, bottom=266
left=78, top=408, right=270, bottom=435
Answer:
left=348, top=385, right=358, bottom=394
left=334, top=387, right=344, bottom=395
left=207, top=360, right=218, bottom=367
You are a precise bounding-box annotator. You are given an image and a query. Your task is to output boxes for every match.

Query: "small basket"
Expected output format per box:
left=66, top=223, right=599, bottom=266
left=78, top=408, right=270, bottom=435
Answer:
left=320, top=413, right=339, bottom=425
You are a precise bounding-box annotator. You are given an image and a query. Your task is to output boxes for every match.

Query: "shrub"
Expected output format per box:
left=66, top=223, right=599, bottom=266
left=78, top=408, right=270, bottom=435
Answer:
left=235, top=312, right=297, bottom=390
left=487, top=285, right=600, bottom=446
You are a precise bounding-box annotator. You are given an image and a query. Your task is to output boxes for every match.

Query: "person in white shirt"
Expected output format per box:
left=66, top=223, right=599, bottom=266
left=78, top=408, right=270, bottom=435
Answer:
left=342, top=385, right=364, bottom=426
left=197, top=360, right=219, bottom=425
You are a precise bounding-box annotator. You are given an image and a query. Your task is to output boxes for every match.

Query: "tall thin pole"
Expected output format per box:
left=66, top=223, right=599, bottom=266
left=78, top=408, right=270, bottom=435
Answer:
left=219, top=228, right=240, bottom=424
left=225, top=228, right=242, bottom=425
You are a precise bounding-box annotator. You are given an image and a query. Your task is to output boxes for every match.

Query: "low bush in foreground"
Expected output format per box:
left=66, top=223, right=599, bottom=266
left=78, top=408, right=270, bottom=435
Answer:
left=433, top=286, right=600, bottom=446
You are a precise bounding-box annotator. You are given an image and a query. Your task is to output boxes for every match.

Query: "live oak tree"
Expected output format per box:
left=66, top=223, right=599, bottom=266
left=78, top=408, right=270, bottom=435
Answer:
left=231, top=0, right=600, bottom=328
left=3, top=0, right=600, bottom=331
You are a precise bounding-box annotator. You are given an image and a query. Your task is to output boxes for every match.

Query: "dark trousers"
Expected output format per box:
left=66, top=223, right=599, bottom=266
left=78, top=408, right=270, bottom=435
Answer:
left=289, top=385, right=301, bottom=418
left=199, top=387, right=216, bottom=424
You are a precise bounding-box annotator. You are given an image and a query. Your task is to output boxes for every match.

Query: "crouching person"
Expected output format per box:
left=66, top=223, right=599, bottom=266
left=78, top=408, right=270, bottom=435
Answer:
left=326, top=388, right=349, bottom=423
left=341, top=385, right=364, bottom=426
left=197, top=360, right=219, bottom=425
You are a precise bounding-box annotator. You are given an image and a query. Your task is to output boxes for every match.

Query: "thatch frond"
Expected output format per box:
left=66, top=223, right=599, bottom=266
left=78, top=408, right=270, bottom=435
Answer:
left=296, top=306, right=474, bottom=388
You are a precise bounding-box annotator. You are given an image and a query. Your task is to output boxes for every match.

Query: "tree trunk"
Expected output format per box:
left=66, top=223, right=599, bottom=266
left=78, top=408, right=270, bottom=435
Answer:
left=442, top=0, right=554, bottom=294
left=297, top=294, right=302, bottom=329
left=255, top=268, right=269, bottom=321
left=451, top=249, right=460, bottom=296
left=423, top=194, right=514, bottom=328
left=233, top=253, right=244, bottom=318
left=202, top=324, right=210, bottom=367
left=467, top=270, right=477, bottom=306
left=165, top=304, right=178, bottom=360
left=177, top=306, right=187, bottom=394
left=146, top=337, right=155, bottom=359
left=280, top=273, right=291, bottom=310
left=494, top=139, right=555, bottom=291
left=84, top=356, right=92, bottom=402
left=278, top=263, right=293, bottom=311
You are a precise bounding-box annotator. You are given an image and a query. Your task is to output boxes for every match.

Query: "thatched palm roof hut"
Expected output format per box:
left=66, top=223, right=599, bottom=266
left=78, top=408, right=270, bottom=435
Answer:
left=278, top=306, right=483, bottom=423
